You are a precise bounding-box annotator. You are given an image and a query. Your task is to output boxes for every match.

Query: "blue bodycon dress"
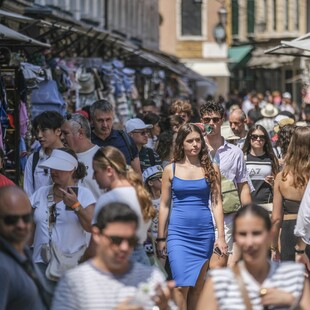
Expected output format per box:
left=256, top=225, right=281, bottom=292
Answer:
left=167, top=167, right=215, bottom=286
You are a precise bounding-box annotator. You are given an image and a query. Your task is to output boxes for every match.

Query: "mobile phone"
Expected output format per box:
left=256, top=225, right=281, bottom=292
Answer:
left=213, top=247, right=222, bottom=256
left=66, top=186, right=79, bottom=211
left=67, top=186, right=79, bottom=196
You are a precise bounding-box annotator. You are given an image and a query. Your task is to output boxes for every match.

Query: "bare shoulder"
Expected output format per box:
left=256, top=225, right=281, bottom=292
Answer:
left=275, top=171, right=283, bottom=182
left=164, top=163, right=173, bottom=171
left=163, top=163, right=174, bottom=179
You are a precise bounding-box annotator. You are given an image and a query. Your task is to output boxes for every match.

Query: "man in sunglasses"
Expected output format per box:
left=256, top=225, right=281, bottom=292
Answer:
left=200, top=101, right=252, bottom=269
left=53, top=202, right=175, bottom=309
left=125, top=118, right=162, bottom=172
left=0, top=186, right=50, bottom=309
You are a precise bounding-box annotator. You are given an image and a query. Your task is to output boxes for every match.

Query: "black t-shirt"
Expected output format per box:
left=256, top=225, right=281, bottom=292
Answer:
left=246, top=153, right=273, bottom=204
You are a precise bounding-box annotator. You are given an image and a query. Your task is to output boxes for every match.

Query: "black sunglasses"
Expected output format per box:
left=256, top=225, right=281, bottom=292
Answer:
left=102, top=233, right=138, bottom=247
left=250, top=134, right=266, bottom=141
left=0, top=213, right=33, bottom=225
left=202, top=117, right=221, bottom=124
left=49, top=204, right=57, bottom=224
left=131, top=130, right=149, bottom=136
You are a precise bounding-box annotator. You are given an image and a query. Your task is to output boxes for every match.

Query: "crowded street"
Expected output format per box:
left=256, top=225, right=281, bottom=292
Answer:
left=0, top=1, right=310, bottom=309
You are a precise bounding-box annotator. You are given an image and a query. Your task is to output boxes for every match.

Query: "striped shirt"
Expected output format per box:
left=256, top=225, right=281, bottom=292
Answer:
left=210, top=261, right=305, bottom=310
left=52, top=260, right=176, bottom=310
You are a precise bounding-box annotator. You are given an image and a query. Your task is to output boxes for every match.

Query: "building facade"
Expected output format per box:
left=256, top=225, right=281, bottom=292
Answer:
left=15, top=0, right=160, bottom=50
left=159, top=0, right=230, bottom=99
left=229, top=0, right=307, bottom=103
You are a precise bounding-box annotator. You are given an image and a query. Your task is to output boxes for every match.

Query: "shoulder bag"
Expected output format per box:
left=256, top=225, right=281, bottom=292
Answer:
left=43, top=188, right=87, bottom=281
left=221, top=174, right=242, bottom=214
left=232, top=264, right=253, bottom=310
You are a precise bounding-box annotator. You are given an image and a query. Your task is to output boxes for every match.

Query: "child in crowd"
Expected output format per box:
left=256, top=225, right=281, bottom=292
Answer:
left=143, top=165, right=163, bottom=264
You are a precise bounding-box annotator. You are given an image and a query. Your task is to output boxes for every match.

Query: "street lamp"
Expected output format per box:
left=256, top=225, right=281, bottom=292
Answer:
left=218, top=7, right=227, bottom=25
left=213, top=6, right=227, bottom=45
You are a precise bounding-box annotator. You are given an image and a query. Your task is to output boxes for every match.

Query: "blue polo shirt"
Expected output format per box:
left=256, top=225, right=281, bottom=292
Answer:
left=91, top=129, right=139, bottom=165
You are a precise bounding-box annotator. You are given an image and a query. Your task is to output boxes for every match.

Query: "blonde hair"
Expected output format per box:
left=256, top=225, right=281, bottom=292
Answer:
left=282, top=126, right=310, bottom=188
left=93, top=146, right=156, bottom=220
left=169, top=99, right=193, bottom=118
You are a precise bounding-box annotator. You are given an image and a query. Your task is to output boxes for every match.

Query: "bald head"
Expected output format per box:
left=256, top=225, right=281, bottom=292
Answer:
left=0, top=186, right=32, bottom=250
left=229, top=109, right=247, bottom=137
left=0, top=186, right=31, bottom=213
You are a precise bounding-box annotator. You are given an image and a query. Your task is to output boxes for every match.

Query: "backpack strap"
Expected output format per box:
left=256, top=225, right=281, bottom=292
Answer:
left=119, top=130, right=135, bottom=161
left=147, top=148, right=156, bottom=166
left=32, top=151, right=40, bottom=188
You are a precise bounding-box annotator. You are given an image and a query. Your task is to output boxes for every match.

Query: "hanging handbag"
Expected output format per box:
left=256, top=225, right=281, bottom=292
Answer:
left=43, top=188, right=87, bottom=282
left=45, top=241, right=87, bottom=282
left=221, top=174, right=242, bottom=214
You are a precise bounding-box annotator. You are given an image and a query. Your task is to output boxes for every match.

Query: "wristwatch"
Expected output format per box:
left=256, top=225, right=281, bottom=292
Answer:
left=74, top=204, right=83, bottom=213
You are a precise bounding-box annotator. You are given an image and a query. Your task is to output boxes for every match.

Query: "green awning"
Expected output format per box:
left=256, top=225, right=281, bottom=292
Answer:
left=228, top=45, right=253, bottom=69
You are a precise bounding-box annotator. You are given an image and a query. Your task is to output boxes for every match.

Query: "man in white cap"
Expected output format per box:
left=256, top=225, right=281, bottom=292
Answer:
left=125, top=118, right=162, bottom=172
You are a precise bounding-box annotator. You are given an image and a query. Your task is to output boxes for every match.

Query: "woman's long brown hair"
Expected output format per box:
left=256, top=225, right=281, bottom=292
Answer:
left=282, top=126, right=310, bottom=188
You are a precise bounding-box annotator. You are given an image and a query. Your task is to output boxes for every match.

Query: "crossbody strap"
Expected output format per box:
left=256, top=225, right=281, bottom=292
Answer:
left=0, top=244, right=51, bottom=309
left=232, top=264, right=253, bottom=310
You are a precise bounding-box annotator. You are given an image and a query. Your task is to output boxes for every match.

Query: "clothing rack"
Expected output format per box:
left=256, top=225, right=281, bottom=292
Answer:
left=0, top=66, right=21, bottom=184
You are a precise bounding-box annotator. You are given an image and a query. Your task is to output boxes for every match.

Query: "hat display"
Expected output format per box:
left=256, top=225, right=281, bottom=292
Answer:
left=274, top=118, right=295, bottom=133
left=282, top=92, right=292, bottom=99
left=78, top=73, right=95, bottom=94
left=260, top=103, right=279, bottom=118
left=143, top=165, right=163, bottom=182
left=125, top=118, right=153, bottom=133
left=39, top=149, right=78, bottom=171
left=221, top=125, right=240, bottom=141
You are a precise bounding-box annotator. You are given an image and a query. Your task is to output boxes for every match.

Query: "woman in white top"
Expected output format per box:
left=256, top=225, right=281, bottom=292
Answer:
left=198, top=204, right=310, bottom=310
left=31, top=148, right=95, bottom=291
left=92, top=146, right=156, bottom=265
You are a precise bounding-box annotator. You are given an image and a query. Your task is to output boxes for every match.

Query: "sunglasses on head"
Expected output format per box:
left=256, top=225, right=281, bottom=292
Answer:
left=102, top=233, right=138, bottom=247
left=250, top=134, right=266, bottom=141
left=202, top=117, right=221, bottom=124
left=0, top=213, right=33, bottom=225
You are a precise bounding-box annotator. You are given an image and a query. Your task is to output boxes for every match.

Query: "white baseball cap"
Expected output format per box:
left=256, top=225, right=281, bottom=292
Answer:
left=282, top=92, right=292, bottom=99
left=125, top=118, right=153, bottom=133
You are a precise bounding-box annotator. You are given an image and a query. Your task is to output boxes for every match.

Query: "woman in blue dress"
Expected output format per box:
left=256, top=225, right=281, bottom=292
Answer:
left=157, top=123, right=227, bottom=310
